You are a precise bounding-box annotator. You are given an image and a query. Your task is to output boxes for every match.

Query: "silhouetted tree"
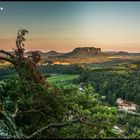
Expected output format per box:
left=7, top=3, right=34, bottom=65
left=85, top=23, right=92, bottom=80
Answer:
left=0, top=29, right=46, bottom=85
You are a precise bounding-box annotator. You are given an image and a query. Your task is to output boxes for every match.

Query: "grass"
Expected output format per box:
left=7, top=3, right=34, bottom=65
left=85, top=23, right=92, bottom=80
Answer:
left=46, top=74, right=79, bottom=87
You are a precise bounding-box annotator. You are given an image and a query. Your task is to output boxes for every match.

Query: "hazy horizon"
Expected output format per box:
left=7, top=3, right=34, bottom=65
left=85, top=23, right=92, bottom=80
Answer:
left=0, top=2, right=140, bottom=53
left=7, top=47, right=140, bottom=54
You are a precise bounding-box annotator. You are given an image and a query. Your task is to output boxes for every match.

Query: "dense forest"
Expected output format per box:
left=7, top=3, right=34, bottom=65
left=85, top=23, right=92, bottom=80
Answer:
left=76, top=62, right=140, bottom=106
left=0, top=30, right=140, bottom=138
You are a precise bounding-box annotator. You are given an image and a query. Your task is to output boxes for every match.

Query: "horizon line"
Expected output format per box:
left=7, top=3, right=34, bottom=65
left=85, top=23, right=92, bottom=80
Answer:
left=6, top=49, right=140, bottom=54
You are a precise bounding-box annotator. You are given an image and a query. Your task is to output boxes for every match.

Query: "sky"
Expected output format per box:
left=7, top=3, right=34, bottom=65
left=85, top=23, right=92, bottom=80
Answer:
left=0, top=2, right=140, bottom=52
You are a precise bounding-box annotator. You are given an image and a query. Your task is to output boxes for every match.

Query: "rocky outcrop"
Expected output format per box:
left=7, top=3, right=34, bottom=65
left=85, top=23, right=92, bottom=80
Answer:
left=72, top=47, right=102, bottom=55
left=58, top=47, right=103, bottom=58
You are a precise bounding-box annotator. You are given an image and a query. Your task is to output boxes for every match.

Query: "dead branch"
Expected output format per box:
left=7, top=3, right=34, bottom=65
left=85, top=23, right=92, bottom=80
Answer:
left=0, top=56, right=17, bottom=66
left=0, top=50, right=15, bottom=58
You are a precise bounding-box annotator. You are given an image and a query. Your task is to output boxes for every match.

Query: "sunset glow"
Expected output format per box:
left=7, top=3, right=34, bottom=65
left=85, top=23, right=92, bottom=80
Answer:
left=0, top=2, right=140, bottom=52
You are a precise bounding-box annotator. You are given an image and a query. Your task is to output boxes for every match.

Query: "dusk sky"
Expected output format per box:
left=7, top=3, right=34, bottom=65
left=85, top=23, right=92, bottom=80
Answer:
left=0, top=2, right=140, bottom=52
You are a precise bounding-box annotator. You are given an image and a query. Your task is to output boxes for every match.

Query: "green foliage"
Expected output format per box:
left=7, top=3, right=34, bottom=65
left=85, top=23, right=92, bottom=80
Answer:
left=0, top=75, right=118, bottom=138
left=76, top=65, right=140, bottom=105
left=40, top=64, right=84, bottom=74
left=58, top=85, right=118, bottom=138
left=1, top=30, right=139, bottom=139
left=117, top=113, right=140, bottom=138
left=76, top=62, right=140, bottom=138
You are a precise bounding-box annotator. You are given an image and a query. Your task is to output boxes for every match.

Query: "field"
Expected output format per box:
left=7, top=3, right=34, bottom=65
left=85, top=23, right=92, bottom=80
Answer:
left=47, top=74, right=79, bottom=87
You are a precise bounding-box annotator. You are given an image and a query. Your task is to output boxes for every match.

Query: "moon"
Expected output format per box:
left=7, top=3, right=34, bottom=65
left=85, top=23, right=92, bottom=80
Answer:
left=0, top=7, right=3, bottom=11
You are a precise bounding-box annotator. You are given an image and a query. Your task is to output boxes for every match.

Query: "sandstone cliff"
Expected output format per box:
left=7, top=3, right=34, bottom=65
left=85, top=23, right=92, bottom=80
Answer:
left=57, top=47, right=103, bottom=58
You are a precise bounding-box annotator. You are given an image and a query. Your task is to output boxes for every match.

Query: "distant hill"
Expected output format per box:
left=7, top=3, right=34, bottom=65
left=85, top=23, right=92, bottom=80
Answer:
left=24, top=50, right=45, bottom=57
left=55, top=47, right=104, bottom=58
left=103, top=51, right=117, bottom=55
left=24, top=50, right=63, bottom=58
left=45, top=51, right=64, bottom=57
left=103, top=51, right=129, bottom=55
left=2, top=48, right=140, bottom=64
left=117, top=51, right=128, bottom=54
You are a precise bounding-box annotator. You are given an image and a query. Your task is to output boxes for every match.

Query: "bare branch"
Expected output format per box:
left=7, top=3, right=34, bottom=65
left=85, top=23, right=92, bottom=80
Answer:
left=28, top=118, right=80, bottom=138
left=11, top=104, right=19, bottom=118
left=28, top=115, right=108, bottom=138
left=0, top=107, right=21, bottom=139
left=0, top=50, right=15, bottom=58
left=0, top=56, right=17, bottom=66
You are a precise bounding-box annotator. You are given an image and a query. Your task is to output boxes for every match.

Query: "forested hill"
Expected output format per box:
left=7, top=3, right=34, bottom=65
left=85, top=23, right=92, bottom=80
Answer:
left=76, top=61, right=140, bottom=106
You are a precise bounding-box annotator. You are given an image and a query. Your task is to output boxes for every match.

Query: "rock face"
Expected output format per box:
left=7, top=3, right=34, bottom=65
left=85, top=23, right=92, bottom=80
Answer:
left=73, top=47, right=102, bottom=56
left=58, top=47, right=103, bottom=58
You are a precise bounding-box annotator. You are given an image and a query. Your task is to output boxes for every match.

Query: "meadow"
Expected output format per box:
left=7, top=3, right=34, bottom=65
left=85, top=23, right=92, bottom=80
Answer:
left=46, top=74, right=79, bottom=87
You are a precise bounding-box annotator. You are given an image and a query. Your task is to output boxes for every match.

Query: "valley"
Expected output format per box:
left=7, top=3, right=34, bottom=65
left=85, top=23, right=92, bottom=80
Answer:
left=1, top=1, right=140, bottom=139
left=1, top=46, right=140, bottom=138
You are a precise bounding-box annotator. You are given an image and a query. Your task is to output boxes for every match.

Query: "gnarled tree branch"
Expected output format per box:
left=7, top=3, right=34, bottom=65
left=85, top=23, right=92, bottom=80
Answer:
left=28, top=115, right=108, bottom=139
left=0, top=106, right=22, bottom=139
left=28, top=118, right=80, bottom=138
left=0, top=56, right=17, bottom=66
left=0, top=50, right=15, bottom=58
